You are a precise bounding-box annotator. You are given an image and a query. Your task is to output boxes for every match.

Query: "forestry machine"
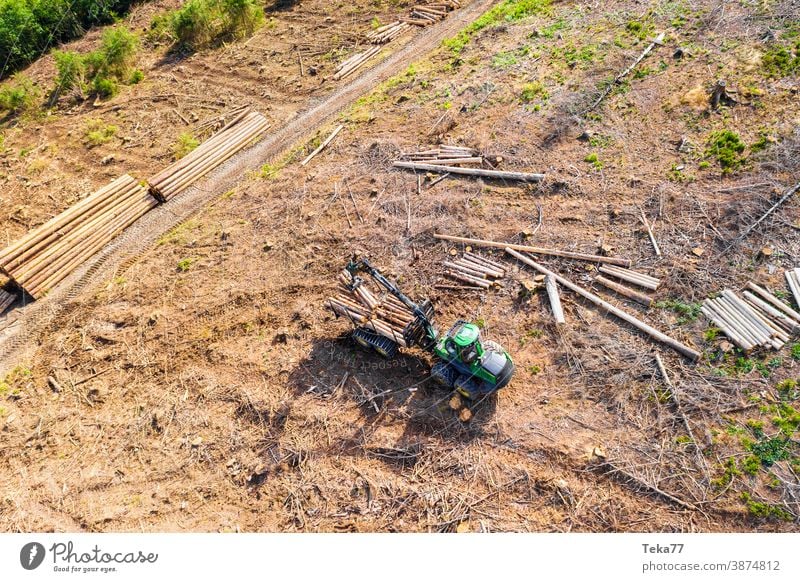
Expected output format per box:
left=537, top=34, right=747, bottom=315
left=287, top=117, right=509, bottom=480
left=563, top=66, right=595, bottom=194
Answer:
left=333, top=256, right=515, bottom=400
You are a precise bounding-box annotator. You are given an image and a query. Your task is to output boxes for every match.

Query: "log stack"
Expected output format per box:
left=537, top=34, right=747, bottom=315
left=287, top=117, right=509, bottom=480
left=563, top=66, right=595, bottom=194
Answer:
left=594, top=264, right=661, bottom=307
left=443, top=251, right=506, bottom=289
left=333, top=46, right=382, bottom=80
left=147, top=110, right=269, bottom=202
left=403, top=2, right=460, bottom=26
left=785, top=268, right=800, bottom=308
left=702, top=287, right=795, bottom=351
left=327, top=271, right=417, bottom=347
left=0, top=175, right=158, bottom=299
left=366, top=21, right=412, bottom=44
left=398, top=145, right=483, bottom=166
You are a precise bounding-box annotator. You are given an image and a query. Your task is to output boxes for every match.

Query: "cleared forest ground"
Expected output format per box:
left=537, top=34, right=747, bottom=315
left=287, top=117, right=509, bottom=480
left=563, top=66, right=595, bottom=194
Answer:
left=0, top=0, right=799, bottom=532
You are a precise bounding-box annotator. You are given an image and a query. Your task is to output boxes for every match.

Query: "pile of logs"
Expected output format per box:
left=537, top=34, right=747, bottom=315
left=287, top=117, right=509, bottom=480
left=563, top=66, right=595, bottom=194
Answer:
left=701, top=287, right=794, bottom=351
left=366, top=21, right=412, bottom=44
left=0, top=175, right=158, bottom=299
left=595, top=264, right=661, bottom=307
left=0, top=289, right=15, bottom=314
left=506, top=248, right=701, bottom=361
left=442, top=252, right=506, bottom=289
left=403, top=2, right=461, bottom=26
left=398, top=145, right=483, bottom=166
left=334, top=46, right=382, bottom=80
left=327, top=270, right=416, bottom=347
left=147, top=110, right=269, bottom=201
left=785, top=268, right=800, bottom=307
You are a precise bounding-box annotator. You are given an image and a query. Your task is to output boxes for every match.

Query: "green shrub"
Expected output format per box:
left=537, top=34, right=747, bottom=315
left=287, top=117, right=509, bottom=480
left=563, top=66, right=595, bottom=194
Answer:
left=173, top=132, right=199, bottom=159
left=92, top=76, right=117, bottom=98
left=761, top=41, right=800, bottom=78
left=706, top=130, right=746, bottom=173
left=0, top=0, right=138, bottom=77
left=84, top=119, right=118, bottom=147
left=168, top=0, right=263, bottom=51
left=741, top=492, right=794, bottom=521
left=129, top=69, right=144, bottom=84
left=51, top=26, right=139, bottom=102
left=0, top=73, right=38, bottom=112
left=53, top=50, right=85, bottom=96
left=520, top=81, right=548, bottom=102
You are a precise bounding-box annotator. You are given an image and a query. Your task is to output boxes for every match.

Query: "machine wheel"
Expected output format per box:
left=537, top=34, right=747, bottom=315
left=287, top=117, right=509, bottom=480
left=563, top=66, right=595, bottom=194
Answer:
left=430, top=361, right=458, bottom=389
left=352, top=328, right=399, bottom=358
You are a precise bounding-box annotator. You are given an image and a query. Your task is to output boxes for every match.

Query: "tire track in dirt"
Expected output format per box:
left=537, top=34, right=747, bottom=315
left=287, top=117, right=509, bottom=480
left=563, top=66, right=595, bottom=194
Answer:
left=0, top=0, right=499, bottom=369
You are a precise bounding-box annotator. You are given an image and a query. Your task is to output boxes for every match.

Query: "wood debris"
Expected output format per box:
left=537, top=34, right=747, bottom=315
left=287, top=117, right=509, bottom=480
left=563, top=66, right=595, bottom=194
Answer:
left=333, top=46, right=381, bottom=80
left=434, top=233, right=631, bottom=267
left=702, top=287, right=795, bottom=352
left=327, top=270, right=423, bottom=347
left=394, top=161, right=544, bottom=183
left=148, top=110, right=270, bottom=201
left=544, top=274, right=566, bottom=324
left=785, top=268, right=800, bottom=308
left=402, top=1, right=461, bottom=27
left=301, top=124, right=344, bottom=167
left=0, top=175, right=158, bottom=299
left=506, top=248, right=701, bottom=361
left=366, top=21, right=412, bottom=44
left=598, top=264, right=660, bottom=291
left=442, top=251, right=506, bottom=289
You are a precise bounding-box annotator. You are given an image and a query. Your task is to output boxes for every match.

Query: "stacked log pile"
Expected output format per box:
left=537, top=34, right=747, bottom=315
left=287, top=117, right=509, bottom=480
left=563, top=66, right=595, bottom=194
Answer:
left=327, top=271, right=416, bottom=346
left=403, top=2, right=461, bottom=26
left=0, top=289, right=15, bottom=314
left=333, top=46, right=382, bottom=80
left=0, top=175, right=158, bottom=299
left=443, top=252, right=506, bottom=289
left=785, top=268, right=800, bottom=307
left=398, top=145, right=483, bottom=166
left=147, top=110, right=269, bottom=201
left=595, top=265, right=661, bottom=307
left=366, top=21, right=412, bottom=44
left=702, top=288, right=793, bottom=351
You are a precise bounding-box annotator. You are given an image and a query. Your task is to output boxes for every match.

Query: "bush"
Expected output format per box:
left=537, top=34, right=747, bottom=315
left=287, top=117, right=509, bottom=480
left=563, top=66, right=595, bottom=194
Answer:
left=171, top=0, right=219, bottom=50
left=84, top=118, right=118, bottom=147
left=0, top=73, right=38, bottom=112
left=173, top=132, right=199, bottom=159
left=51, top=26, right=139, bottom=103
left=53, top=50, right=85, bottom=93
left=706, top=130, right=746, bottom=173
left=0, top=0, right=138, bottom=78
left=168, top=0, right=264, bottom=51
left=92, top=75, right=118, bottom=98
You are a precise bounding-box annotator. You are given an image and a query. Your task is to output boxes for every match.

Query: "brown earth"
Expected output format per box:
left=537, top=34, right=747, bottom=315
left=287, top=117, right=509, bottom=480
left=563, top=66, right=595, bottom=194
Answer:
left=1, top=0, right=800, bottom=532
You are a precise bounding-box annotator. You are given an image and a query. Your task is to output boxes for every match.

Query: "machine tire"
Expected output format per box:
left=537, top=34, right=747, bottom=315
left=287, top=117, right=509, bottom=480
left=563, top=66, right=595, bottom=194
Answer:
left=430, top=361, right=458, bottom=389
left=352, top=328, right=399, bottom=358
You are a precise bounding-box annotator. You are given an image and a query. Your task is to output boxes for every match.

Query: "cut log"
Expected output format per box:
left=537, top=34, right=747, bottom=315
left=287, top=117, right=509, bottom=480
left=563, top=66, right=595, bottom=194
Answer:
left=394, top=161, right=544, bottom=182
left=747, top=282, right=800, bottom=323
left=545, top=274, right=565, bottom=324
left=506, top=248, right=700, bottom=361
left=434, top=233, right=631, bottom=267
left=595, top=275, right=653, bottom=307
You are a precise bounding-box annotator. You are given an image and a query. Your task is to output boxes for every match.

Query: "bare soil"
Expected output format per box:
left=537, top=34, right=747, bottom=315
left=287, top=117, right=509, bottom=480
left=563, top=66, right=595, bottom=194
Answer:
left=1, top=0, right=799, bottom=532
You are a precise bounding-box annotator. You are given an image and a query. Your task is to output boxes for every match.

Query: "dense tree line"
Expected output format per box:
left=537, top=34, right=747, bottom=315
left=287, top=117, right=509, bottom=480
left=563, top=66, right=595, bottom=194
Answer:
left=0, top=0, right=139, bottom=78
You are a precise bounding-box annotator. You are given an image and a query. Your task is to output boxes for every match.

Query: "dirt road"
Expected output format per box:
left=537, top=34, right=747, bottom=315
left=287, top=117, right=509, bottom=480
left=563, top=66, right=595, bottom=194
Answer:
left=0, top=0, right=499, bottom=369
